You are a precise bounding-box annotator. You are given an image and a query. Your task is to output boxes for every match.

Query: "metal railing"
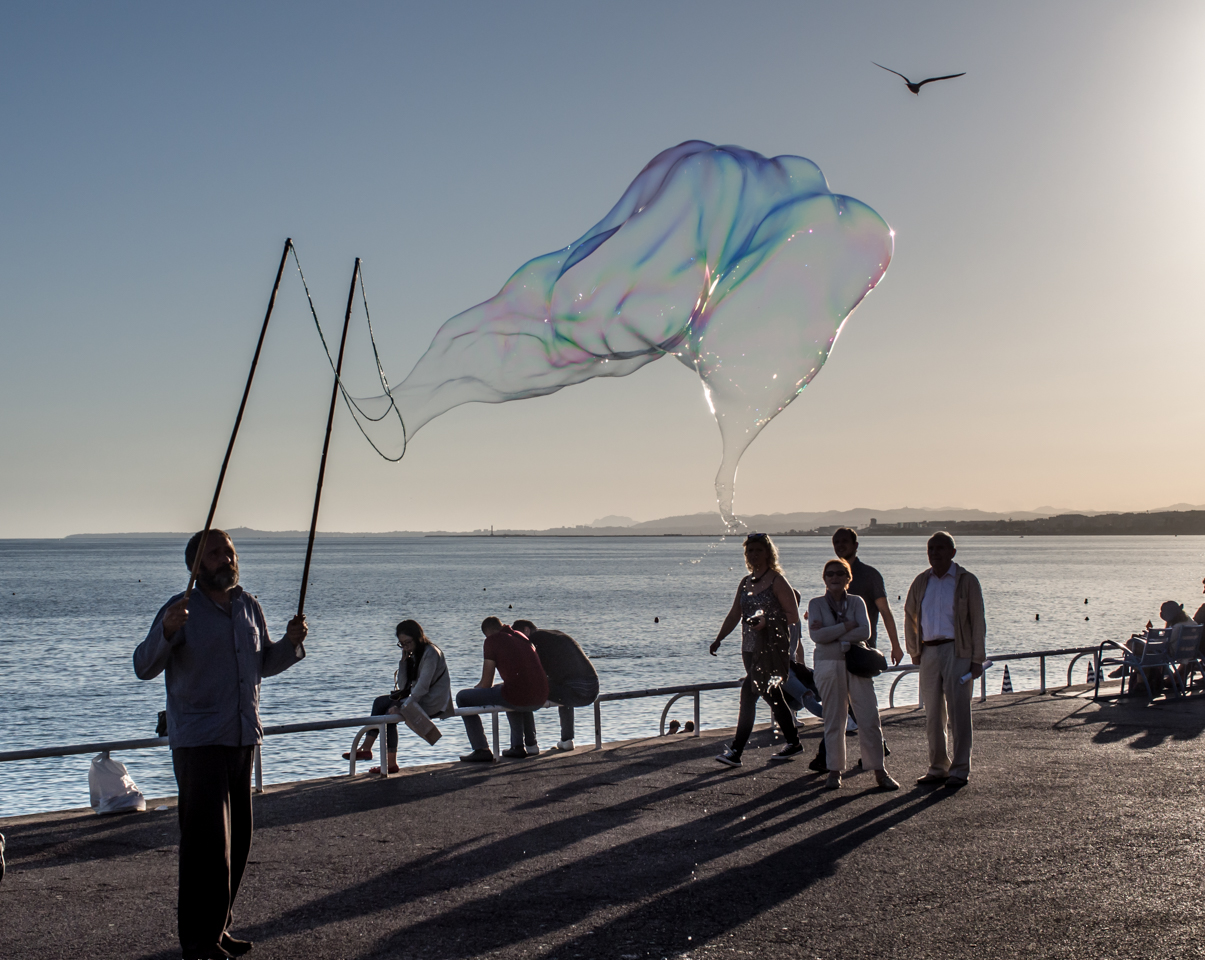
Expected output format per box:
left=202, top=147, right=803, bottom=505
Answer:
left=592, top=680, right=742, bottom=750
left=0, top=706, right=531, bottom=792
left=0, top=646, right=1105, bottom=800
left=884, top=645, right=1100, bottom=708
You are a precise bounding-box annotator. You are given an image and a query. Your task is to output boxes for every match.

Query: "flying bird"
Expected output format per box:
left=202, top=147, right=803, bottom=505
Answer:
left=873, top=62, right=966, bottom=95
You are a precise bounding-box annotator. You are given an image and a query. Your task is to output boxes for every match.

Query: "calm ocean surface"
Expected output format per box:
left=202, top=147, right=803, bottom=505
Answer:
left=3, top=534, right=1203, bottom=817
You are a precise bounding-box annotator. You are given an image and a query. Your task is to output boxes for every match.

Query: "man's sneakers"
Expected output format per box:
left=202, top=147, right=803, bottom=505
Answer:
left=715, top=746, right=742, bottom=767
left=500, top=746, right=530, bottom=759
left=768, top=743, right=804, bottom=762
left=526, top=743, right=541, bottom=756
left=555, top=740, right=574, bottom=751
left=459, top=749, right=496, bottom=763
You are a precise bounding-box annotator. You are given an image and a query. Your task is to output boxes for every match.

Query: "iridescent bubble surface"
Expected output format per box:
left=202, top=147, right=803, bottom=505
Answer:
left=395, top=141, right=893, bottom=525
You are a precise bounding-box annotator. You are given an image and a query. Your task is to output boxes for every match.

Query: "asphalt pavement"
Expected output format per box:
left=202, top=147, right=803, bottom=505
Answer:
left=3, top=687, right=1204, bottom=960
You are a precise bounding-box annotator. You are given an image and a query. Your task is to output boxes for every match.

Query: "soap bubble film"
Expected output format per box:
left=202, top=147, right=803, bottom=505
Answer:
left=395, top=141, right=893, bottom=525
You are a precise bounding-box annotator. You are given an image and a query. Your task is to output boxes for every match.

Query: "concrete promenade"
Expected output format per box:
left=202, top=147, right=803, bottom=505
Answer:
left=3, top=688, right=1204, bottom=959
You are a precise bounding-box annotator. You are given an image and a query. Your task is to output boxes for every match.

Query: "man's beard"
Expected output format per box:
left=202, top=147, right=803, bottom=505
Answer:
left=199, top=562, right=239, bottom=592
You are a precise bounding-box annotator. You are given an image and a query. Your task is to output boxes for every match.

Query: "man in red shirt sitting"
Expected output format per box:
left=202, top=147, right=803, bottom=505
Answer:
left=457, top=616, right=550, bottom=762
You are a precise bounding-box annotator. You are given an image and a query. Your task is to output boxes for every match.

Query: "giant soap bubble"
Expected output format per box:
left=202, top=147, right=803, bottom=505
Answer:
left=393, top=140, right=893, bottom=526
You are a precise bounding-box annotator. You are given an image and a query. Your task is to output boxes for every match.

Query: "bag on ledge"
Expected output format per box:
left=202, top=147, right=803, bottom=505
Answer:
left=846, top=642, right=888, bottom=679
left=89, top=752, right=146, bottom=816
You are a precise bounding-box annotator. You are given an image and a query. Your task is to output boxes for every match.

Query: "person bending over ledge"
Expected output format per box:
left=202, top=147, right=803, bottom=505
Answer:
left=512, top=619, right=599, bottom=751
left=344, top=619, right=453, bottom=773
left=456, top=617, right=549, bottom=762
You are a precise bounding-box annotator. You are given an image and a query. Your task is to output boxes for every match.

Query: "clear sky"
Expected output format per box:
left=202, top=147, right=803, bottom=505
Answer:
left=2, top=1, right=1202, bottom=537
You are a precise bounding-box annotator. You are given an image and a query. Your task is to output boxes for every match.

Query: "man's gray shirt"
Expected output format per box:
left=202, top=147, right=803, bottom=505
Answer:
left=134, top=586, right=304, bottom=749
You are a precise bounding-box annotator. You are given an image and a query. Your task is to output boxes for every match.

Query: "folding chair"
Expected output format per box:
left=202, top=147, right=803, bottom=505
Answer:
left=1095, top=628, right=1174, bottom=702
left=1167, top=623, right=1204, bottom=696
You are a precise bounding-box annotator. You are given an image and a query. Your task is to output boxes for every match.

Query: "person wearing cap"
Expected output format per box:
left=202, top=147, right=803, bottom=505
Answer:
left=134, top=529, right=308, bottom=960
left=904, top=531, right=986, bottom=789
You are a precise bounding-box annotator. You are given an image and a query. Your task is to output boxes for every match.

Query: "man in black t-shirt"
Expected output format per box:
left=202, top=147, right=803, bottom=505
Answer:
left=513, top=620, right=599, bottom=751
left=808, top=527, right=903, bottom=771
left=834, top=528, right=903, bottom=662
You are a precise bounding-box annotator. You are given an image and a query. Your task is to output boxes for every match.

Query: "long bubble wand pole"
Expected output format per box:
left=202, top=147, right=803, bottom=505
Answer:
left=185, top=237, right=293, bottom=598
left=297, top=257, right=359, bottom=617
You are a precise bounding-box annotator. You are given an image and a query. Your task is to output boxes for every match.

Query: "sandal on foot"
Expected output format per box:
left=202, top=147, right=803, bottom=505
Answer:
left=368, top=764, right=400, bottom=774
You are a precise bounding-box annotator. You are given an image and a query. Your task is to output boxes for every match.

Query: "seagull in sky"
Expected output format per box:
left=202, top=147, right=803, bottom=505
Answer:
left=873, top=62, right=966, bottom=95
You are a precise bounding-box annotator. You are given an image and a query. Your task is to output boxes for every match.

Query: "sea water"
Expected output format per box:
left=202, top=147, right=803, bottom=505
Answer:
left=2, top=535, right=1202, bottom=817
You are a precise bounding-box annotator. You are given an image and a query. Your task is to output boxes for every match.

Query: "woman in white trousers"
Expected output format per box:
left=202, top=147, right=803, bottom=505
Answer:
left=807, top=558, right=899, bottom=791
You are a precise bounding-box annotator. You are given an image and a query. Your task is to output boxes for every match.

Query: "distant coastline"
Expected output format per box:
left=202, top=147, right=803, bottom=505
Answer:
left=49, top=507, right=1205, bottom=539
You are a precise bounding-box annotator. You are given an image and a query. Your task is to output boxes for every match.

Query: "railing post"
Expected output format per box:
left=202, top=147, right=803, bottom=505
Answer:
left=1040, top=656, right=1047, bottom=694
left=492, top=711, right=500, bottom=757
left=594, top=700, right=603, bottom=750
left=254, top=744, right=263, bottom=793
left=693, top=691, right=701, bottom=737
left=377, top=722, right=390, bottom=777
left=979, top=670, right=986, bottom=703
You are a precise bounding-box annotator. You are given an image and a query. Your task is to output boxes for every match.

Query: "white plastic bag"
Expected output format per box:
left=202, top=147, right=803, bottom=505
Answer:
left=88, top=752, right=146, bottom=815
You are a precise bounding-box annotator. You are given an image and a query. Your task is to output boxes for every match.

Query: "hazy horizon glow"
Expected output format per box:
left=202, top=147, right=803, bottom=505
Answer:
left=1, top=3, right=1203, bottom=537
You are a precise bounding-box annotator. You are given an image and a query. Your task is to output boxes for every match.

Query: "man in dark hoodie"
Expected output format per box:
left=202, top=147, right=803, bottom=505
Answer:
left=513, top=620, right=599, bottom=752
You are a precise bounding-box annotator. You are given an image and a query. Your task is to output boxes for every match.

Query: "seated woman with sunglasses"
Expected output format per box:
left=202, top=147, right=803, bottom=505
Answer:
left=709, top=533, right=804, bottom=767
left=343, top=619, right=454, bottom=774
left=808, top=559, right=899, bottom=791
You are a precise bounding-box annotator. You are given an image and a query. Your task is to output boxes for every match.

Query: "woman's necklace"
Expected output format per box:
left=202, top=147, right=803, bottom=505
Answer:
left=748, top=567, right=770, bottom=590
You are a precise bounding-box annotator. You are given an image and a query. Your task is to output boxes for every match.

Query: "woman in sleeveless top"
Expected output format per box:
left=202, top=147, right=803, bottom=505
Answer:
left=709, top=533, right=803, bottom=767
left=808, top=558, right=899, bottom=791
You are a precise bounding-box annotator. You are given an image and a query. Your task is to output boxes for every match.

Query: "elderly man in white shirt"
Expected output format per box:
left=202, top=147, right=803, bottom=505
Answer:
left=903, top=532, right=987, bottom=789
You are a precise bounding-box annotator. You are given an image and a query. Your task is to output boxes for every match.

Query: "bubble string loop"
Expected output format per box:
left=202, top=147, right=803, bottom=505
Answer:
left=289, top=243, right=408, bottom=462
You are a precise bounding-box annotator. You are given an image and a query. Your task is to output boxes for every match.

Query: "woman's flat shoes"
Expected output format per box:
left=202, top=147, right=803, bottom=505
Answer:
left=342, top=749, right=372, bottom=761
left=368, top=764, right=400, bottom=775
left=825, top=772, right=842, bottom=790
left=875, top=770, right=901, bottom=791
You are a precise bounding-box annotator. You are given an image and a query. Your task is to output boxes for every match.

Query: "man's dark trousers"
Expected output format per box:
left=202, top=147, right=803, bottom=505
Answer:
left=173, top=745, right=255, bottom=953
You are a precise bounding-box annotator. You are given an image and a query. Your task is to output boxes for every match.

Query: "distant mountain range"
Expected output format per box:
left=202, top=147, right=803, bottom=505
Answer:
left=58, top=504, right=1205, bottom=538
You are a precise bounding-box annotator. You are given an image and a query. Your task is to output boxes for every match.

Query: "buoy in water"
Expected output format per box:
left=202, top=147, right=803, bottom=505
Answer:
left=654, top=616, right=659, bottom=623
left=1035, top=614, right=1040, bottom=621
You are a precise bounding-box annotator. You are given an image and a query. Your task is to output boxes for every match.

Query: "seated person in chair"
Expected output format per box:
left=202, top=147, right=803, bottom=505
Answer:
left=1113, top=601, right=1191, bottom=695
